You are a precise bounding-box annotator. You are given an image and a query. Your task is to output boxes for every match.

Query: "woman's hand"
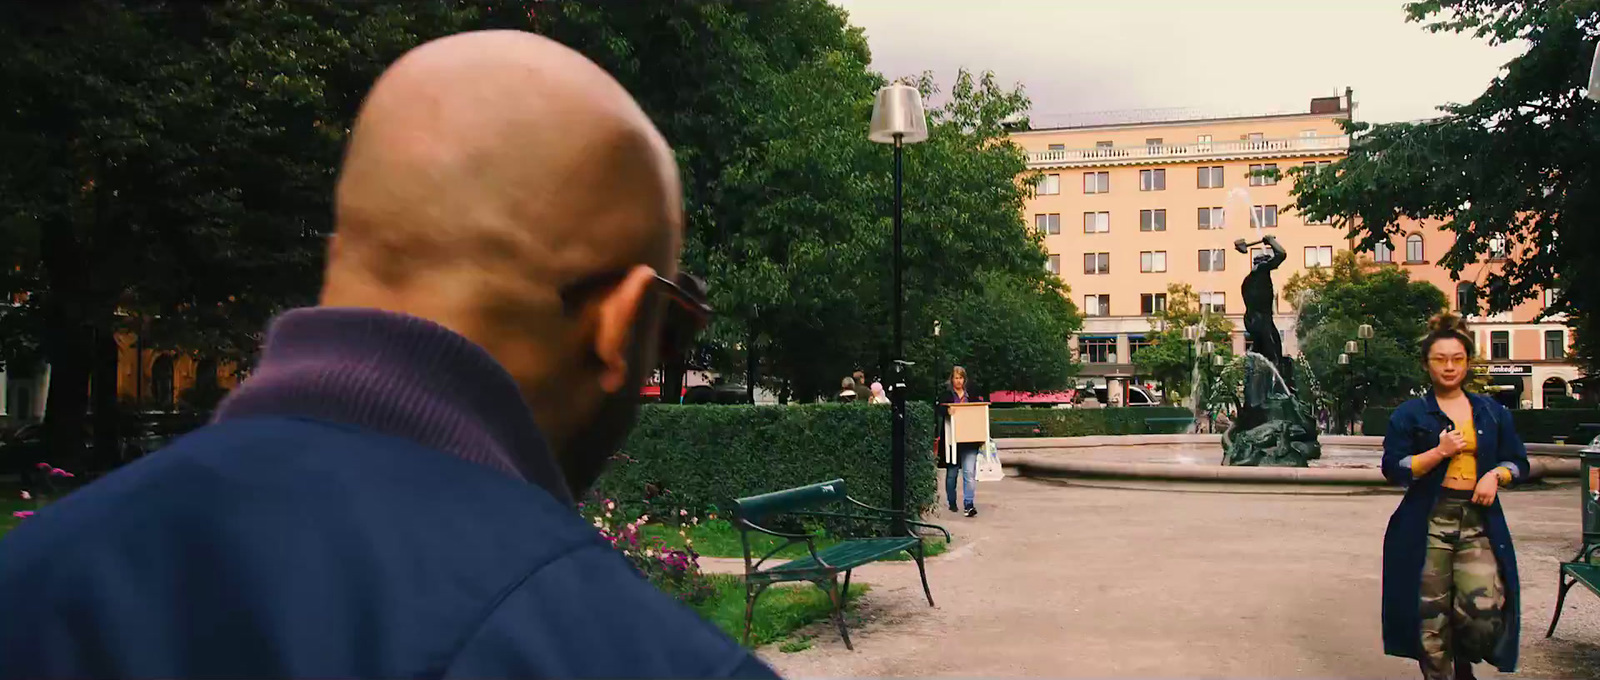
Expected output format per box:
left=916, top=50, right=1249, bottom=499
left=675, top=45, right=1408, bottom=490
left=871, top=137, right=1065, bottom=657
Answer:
left=1437, top=429, right=1466, bottom=457
left=1472, top=471, right=1500, bottom=506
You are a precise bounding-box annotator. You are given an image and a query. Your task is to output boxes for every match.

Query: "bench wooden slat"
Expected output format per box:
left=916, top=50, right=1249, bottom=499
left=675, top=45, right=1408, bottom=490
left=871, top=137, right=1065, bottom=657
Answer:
left=755, top=537, right=919, bottom=579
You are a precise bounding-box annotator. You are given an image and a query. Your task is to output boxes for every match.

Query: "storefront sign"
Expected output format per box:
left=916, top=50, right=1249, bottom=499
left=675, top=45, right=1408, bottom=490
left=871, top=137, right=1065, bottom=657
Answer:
left=1487, top=364, right=1533, bottom=376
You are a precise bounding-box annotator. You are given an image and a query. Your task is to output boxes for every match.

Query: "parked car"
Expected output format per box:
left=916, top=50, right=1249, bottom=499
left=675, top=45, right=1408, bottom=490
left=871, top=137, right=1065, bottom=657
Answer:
left=1090, top=384, right=1160, bottom=407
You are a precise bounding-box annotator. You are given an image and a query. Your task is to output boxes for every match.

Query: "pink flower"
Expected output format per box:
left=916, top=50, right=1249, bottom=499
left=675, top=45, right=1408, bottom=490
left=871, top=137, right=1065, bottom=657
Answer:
left=19, top=491, right=30, bottom=500
left=35, top=462, right=50, bottom=470
left=12, top=511, right=34, bottom=519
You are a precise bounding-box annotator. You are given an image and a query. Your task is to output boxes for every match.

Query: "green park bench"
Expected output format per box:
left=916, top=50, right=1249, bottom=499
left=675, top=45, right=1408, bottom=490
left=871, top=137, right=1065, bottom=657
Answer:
left=1547, top=444, right=1600, bottom=638
left=732, top=479, right=950, bottom=650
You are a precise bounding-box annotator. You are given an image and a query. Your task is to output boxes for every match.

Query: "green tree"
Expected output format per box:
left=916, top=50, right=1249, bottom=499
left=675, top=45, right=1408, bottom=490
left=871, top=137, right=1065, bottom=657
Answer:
left=0, top=1, right=498, bottom=467
left=1281, top=250, right=1446, bottom=430
left=1132, top=283, right=1235, bottom=404
left=914, top=272, right=1080, bottom=397
left=1288, top=0, right=1600, bottom=375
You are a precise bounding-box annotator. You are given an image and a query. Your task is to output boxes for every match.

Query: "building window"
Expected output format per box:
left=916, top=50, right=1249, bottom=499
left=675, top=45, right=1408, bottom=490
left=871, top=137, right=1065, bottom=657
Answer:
left=1140, top=168, right=1166, bottom=191
left=1038, top=173, right=1061, bottom=195
left=1034, top=213, right=1061, bottom=235
left=1047, top=143, right=1065, bottom=151
left=1197, top=134, right=1213, bottom=145
left=1247, top=132, right=1265, bottom=142
left=1249, top=163, right=1279, bottom=186
left=1140, top=251, right=1167, bottom=273
left=1488, top=235, right=1507, bottom=260
left=1405, top=234, right=1425, bottom=263
left=1200, top=292, right=1226, bottom=314
left=1083, top=211, right=1110, bottom=233
left=1199, top=249, right=1226, bottom=272
left=1250, top=245, right=1270, bottom=261
left=1140, top=209, right=1167, bottom=232
left=1198, top=206, right=1224, bottom=230
left=1373, top=240, right=1394, bottom=263
left=1084, top=252, right=1110, bottom=275
left=1546, top=288, right=1561, bottom=308
left=1199, top=166, right=1224, bottom=189
left=1303, top=246, right=1333, bottom=268
left=1250, top=205, right=1279, bottom=228
left=1141, top=293, right=1168, bottom=316
left=1301, top=129, right=1318, bottom=138
left=1456, top=282, right=1477, bottom=315
left=1047, top=254, right=1061, bottom=275
left=1545, top=330, right=1566, bottom=359
left=1145, top=138, right=1163, bottom=147
left=1128, top=334, right=1153, bottom=358
left=1080, top=335, right=1116, bottom=362
left=1083, top=171, right=1110, bottom=194
left=1095, top=141, right=1113, bottom=149
left=1490, top=331, right=1509, bottom=360
left=1083, top=296, right=1111, bottom=318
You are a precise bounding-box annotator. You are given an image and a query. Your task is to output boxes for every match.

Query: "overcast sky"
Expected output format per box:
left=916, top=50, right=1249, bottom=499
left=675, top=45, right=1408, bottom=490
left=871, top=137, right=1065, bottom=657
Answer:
left=830, top=0, right=1525, bottom=126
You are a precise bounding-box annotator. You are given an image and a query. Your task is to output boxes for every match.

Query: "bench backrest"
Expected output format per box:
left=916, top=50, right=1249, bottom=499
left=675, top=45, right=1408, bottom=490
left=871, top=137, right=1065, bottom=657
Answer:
left=733, top=478, right=847, bottom=524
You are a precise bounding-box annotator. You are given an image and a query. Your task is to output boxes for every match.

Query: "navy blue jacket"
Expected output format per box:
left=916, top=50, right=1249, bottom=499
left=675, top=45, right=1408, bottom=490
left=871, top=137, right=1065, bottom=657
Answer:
left=0, top=308, right=778, bottom=679
left=1380, top=391, right=1529, bottom=672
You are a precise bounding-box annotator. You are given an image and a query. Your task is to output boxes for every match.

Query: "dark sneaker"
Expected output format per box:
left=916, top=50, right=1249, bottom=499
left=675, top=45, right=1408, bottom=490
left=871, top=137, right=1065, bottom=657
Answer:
left=963, top=506, right=977, bottom=518
left=947, top=503, right=958, bottom=513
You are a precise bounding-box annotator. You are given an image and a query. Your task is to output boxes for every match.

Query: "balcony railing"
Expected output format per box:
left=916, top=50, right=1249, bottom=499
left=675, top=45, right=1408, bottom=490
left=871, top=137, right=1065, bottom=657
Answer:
left=1026, top=135, right=1349, bottom=167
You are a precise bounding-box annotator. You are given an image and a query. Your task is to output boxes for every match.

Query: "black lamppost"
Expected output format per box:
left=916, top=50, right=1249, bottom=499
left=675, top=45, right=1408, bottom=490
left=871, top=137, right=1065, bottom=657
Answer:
left=869, top=82, right=929, bottom=535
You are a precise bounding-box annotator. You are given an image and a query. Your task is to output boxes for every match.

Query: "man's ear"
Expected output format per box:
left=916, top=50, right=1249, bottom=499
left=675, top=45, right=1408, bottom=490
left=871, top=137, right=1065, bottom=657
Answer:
left=591, top=265, right=657, bottom=393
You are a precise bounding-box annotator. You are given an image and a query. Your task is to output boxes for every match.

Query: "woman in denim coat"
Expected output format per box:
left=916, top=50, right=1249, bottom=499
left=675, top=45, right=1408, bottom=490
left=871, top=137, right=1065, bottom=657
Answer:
left=1381, top=314, right=1530, bottom=680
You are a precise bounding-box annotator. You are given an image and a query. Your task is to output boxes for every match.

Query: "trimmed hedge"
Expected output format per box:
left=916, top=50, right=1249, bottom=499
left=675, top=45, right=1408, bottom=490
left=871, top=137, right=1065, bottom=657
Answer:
left=991, top=406, right=1197, bottom=437
left=596, top=403, right=938, bottom=517
left=1362, top=406, right=1600, bottom=444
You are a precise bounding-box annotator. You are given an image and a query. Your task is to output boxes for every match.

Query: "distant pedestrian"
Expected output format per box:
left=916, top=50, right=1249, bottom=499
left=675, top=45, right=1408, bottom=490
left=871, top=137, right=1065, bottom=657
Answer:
left=852, top=370, right=871, bottom=402
left=1381, top=313, right=1528, bottom=680
left=869, top=381, right=890, bottom=405
left=0, top=30, right=776, bottom=679
left=837, top=376, right=859, bottom=403
left=935, top=366, right=980, bottom=517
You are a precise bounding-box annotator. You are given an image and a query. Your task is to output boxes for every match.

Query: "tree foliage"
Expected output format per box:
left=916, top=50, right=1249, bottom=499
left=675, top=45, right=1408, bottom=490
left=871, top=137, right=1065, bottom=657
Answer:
left=1132, top=283, right=1235, bottom=404
left=1289, top=0, right=1600, bottom=375
left=1281, top=250, right=1448, bottom=430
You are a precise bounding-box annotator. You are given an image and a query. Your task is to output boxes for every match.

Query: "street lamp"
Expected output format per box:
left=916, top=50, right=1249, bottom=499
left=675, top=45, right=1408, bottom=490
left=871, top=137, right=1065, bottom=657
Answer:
left=869, top=82, right=928, bottom=534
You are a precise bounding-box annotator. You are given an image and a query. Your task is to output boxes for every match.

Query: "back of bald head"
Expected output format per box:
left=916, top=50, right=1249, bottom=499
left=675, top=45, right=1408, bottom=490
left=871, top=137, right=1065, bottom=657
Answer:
left=324, top=30, right=682, bottom=331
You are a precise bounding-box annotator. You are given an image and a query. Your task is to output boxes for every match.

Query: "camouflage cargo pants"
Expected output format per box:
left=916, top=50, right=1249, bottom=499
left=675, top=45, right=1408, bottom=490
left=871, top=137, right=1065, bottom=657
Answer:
left=1419, top=494, right=1503, bottom=680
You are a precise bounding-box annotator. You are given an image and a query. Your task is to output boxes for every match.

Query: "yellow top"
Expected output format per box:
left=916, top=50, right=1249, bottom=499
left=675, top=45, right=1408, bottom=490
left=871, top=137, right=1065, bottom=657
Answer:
left=1442, top=413, right=1479, bottom=484
left=1411, top=411, right=1513, bottom=484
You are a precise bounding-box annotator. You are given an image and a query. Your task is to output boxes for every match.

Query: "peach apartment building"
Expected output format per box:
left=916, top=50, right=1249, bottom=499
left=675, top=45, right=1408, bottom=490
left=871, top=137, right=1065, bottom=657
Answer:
left=1008, top=93, right=1580, bottom=408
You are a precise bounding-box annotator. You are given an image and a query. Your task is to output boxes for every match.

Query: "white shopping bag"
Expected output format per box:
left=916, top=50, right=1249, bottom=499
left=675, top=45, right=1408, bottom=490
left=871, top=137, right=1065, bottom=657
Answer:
left=976, top=439, right=1005, bottom=482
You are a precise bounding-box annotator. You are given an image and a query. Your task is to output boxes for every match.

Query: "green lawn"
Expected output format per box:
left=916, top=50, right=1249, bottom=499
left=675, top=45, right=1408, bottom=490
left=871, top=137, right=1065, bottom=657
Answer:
left=641, top=518, right=948, bottom=561
left=692, top=573, right=866, bottom=649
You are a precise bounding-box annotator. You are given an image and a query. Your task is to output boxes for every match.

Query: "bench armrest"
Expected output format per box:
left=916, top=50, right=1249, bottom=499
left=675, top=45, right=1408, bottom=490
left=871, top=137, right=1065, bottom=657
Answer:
left=797, top=504, right=951, bottom=543
left=736, top=518, right=827, bottom=571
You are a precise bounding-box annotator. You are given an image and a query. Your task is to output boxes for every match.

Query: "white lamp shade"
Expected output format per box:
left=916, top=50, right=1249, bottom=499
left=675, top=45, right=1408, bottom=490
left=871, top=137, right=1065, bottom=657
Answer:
left=1358, top=323, right=1375, bottom=339
left=1339, top=353, right=1351, bottom=365
left=1345, top=340, right=1360, bottom=354
left=1589, top=42, right=1600, bottom=102
left=868, top=83, right=929, bottom=144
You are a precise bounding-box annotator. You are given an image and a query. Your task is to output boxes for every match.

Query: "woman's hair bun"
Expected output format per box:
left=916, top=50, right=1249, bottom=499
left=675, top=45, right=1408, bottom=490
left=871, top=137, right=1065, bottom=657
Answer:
left=1427, top=312, right=1469, bottom=335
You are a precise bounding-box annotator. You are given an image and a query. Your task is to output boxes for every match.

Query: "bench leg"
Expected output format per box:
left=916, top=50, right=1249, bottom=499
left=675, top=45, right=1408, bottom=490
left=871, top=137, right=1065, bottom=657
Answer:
left=824, top=573, right=853, bottom=651
left=910, top=541, right=935, bottom=607
left=744, top=582, right=771, bottom=647
left=1546, top=571, right=1577, bottom=638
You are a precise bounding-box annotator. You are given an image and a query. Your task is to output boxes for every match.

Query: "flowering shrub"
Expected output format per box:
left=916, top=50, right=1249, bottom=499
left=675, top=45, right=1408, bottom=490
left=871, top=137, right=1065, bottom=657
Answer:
left=12, top=462, right=76, bottom=520
left=579, top=490, right=714, bottom=606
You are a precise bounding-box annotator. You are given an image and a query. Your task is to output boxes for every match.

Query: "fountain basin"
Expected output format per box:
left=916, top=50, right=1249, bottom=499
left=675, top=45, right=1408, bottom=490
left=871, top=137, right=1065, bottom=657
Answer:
left=999, top=435, right=1580, bottom=485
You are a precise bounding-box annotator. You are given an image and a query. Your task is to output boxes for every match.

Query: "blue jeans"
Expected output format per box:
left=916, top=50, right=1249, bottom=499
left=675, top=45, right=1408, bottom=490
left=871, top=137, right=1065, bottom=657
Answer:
left=945, top=447, right=977, bottom=509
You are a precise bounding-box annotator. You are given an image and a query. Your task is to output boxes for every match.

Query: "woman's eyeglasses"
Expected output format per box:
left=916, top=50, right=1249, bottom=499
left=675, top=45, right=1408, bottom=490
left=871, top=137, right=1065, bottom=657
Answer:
left=558, top=269, right=713, bottom=358
left=1428, top=356, right=1468, bottom=368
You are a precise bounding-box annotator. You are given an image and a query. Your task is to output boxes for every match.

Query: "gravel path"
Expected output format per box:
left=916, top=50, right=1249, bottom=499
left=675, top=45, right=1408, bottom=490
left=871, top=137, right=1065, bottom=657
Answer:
left=742, top=474, right=1600, bottom=678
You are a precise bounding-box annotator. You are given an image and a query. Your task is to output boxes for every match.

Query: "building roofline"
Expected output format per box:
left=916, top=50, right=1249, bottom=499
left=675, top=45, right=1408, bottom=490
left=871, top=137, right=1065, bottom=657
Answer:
left=1010, top=109, right=1350, bottom=135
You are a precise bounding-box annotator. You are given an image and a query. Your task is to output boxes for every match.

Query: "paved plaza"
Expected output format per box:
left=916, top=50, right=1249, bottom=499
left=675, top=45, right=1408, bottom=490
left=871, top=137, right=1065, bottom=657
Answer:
left=748, top=474, right=1600, bottom=678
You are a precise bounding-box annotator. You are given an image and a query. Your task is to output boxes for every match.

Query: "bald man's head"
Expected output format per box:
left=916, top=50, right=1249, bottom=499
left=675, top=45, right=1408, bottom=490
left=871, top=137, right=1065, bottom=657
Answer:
left=322, top=30, right=684, bottom=493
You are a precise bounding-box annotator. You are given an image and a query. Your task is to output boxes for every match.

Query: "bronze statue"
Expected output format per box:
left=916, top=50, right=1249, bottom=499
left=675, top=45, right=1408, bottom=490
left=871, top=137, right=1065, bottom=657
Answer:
left=1221, top=234, right=1320, bottom=466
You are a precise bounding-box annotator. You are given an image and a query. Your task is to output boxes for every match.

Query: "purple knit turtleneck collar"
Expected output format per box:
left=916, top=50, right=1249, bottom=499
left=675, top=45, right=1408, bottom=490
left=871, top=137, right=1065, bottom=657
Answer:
left=214, top=307, right=573, bottom=505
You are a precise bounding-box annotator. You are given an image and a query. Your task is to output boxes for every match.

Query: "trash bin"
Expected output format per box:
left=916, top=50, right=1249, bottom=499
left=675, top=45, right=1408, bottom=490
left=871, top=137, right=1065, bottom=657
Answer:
left=1582, top=435, right=1600, bottom=546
